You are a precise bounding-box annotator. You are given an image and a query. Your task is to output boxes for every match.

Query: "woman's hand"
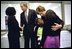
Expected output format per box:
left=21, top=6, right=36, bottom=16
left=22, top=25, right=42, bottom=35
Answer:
left=51, top=23, right=62, bottom=31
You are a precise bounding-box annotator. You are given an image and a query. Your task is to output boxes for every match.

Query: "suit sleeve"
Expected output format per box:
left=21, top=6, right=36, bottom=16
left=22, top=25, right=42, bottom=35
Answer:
left=54, top=16, right=64, bottom=29
left=31, top=10, right=37, bottom=26
left=20, top=14, right=24, bottom=27
left=30, top=10, right=37, bottom=32
left=34, top=10, right=37, bottom=25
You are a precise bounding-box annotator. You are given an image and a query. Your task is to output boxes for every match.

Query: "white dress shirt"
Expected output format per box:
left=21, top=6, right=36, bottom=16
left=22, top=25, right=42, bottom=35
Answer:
left=24, top=9, right=29, bottom=23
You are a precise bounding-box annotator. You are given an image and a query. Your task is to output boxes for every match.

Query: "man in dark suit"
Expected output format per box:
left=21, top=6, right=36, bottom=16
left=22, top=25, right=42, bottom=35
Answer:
left=20, top=3, right=37, bottom=48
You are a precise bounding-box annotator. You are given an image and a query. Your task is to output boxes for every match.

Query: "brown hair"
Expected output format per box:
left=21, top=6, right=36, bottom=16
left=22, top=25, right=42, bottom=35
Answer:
left=36, top=6, right=45, bottom=14
left=45, top=9, right=58, bottom=18
left=35, top=18, right=44, bottom=26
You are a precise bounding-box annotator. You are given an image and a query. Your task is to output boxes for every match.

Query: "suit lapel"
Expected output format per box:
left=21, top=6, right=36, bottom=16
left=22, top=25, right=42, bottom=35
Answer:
left=28, top=9, right=31, bottom=22
left=23, top=9, right=31, bottom=23
left=23, top=12, right=27, bottom=23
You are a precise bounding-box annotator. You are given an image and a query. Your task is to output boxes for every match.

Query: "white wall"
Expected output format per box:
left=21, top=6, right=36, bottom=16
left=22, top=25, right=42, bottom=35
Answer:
left=64, top=4, right=71, bottom=25
left=1, top=4, right=22, bottom=30
left=29, top=3, right=62, bottom=19
left=1, top=1, right=71, bottom=29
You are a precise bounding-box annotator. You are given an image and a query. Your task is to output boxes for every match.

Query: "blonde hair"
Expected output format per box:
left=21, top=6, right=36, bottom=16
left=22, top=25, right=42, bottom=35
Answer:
left=36, top=5, right=45, bottom=14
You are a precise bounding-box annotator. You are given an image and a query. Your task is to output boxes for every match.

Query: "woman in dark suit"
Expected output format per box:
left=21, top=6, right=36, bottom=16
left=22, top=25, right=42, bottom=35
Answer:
left=5, top=7, right=20, bottom=48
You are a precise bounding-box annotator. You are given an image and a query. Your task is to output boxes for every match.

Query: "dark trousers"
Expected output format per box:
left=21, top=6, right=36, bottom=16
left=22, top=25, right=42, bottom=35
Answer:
left=24, top=33, right=37, bottom=48
left=8, top=36, right=20, bottom=48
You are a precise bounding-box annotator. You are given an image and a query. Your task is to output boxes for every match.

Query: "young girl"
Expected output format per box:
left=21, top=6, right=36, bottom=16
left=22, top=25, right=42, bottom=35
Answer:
left=35, top=18, right=44, bottom=48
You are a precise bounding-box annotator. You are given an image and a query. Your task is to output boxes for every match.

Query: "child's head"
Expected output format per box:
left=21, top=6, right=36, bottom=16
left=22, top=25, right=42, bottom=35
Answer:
left=36, top=18, right=44, bottom=26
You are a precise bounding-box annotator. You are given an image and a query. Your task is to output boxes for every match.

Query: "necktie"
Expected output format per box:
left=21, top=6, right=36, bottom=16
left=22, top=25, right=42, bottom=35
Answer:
left=25, top=11, right=28, bottom=23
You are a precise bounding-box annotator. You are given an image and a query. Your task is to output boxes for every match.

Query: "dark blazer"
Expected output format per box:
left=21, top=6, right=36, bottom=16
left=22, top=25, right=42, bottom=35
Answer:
left=8, top=16, right=20, bottom=37
left=40, top=15, right=64, bottom=46
left=20, top=9, right=37, bottom=35
left=8, top=16, right=20, bottom=48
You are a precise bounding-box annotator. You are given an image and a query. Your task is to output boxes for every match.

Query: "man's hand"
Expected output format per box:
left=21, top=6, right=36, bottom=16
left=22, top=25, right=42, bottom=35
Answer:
left=19, top=27, right=24, bottom=37
left=20, top=27, right=23, bottom=31
left=41, top=46, right=43, bottom=48
left=51, top=23, right=62, bottom=31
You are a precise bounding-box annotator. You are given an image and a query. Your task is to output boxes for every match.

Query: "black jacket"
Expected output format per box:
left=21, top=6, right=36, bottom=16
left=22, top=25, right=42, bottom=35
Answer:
left=40, top=15, right=64, bottom=46
left=8, top=16, right=20, bottom=38
left=20, top=9, right=37, bottom=36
